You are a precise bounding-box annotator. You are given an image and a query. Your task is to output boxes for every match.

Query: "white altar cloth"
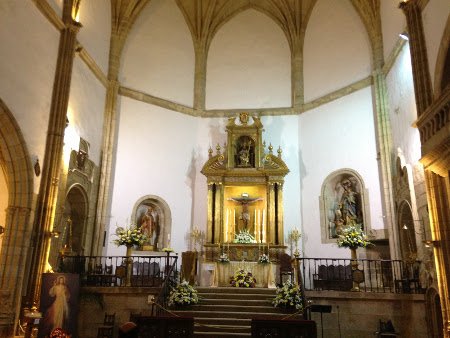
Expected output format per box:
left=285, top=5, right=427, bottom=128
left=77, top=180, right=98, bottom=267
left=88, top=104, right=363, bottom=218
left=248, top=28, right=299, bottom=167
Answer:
left=212, top=261, right=276, bottom=288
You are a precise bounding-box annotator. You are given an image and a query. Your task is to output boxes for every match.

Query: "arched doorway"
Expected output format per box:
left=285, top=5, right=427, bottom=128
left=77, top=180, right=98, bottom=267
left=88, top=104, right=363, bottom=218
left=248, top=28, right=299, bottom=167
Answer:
left=397, top=200, right=418, bottom=262
left=426, top=287, right=444, bottom=338
left=64, top=185, right=88, bottom=254
left=0, top=98, right=33, bottom=335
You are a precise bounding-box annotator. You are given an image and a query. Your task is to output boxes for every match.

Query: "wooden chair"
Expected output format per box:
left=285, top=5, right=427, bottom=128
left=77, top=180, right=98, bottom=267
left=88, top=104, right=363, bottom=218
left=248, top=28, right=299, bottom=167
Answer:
left=279, top=253, right=293, bottom=285
left=97, top=312, right=115, bottom=338
left=181, top=251, right=197, bottom=284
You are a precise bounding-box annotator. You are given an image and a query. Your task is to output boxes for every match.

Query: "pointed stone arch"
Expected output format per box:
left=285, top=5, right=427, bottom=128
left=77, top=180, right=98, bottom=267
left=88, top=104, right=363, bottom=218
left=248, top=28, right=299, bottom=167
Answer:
left=0, top=98, right=33, bottom=335
left=433, top=16, right=450, bottom=98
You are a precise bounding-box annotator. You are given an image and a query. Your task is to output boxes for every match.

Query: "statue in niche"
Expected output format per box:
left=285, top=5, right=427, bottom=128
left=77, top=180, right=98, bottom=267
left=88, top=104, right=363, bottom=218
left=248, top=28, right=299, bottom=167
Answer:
left=235, top=136, right=254, bottom=168
left=331, top=177, right=362, bottom=237
left=138, top=205, right=160, bottom=250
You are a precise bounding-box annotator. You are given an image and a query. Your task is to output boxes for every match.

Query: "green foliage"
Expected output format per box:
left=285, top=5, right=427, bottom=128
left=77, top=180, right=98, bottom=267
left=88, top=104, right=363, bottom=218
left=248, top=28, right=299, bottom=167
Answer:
left=233, top=229, right=257, bottom=244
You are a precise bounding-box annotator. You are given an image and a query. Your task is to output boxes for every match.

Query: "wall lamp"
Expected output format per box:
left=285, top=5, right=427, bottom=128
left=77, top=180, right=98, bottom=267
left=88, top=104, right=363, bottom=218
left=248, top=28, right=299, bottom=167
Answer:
left=49, top=231, right=61, bottom=238
left=399, top=32, right=409, bottom=41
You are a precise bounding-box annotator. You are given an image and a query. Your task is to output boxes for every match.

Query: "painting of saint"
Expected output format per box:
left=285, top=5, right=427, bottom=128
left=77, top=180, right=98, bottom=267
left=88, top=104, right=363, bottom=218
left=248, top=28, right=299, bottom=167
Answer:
left=39, top=273, right=79, bottom=338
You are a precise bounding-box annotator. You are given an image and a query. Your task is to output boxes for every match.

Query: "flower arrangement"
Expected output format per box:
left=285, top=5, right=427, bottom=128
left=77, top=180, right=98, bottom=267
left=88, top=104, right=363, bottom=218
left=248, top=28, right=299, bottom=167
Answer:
left=233, top=229, right=257, bottom=244
left=218, top=253, right=230, bottom=263
left=336, top=224, right=372, bottom=249
left=167, top=280, right=199, bottom=307
left=272, top=280, right=303, bottom=311
left=229, top=269, right=256, bottom=288
left=112, top=225, right=147, bottom=247
left=162, top=247, right=174, bottom=253
left=258, top=254, right=270, bottom=264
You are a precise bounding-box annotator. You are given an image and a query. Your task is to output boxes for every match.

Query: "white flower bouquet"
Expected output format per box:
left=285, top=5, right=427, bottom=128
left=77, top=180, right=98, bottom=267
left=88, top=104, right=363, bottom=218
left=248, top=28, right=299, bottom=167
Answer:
left=162, top=247, right=174, bottom=253
left=112, top=225, right=147, bottom=247
left=230, top=269, right=256, bottom=288
left=336, top=224, right=372, bottom=249
left=233, top=229, right=257, bottom=244
left=168, top=280, right=199, bottom=307
left=258, top=254, right=270, bottom=264
left=272, top=280, right=303, bottom=311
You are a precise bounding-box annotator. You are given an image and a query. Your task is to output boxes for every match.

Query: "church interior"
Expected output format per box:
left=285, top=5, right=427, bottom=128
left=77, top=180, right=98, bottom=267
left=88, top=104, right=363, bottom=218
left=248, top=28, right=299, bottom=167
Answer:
left=0, top=0, right=449, bottom=337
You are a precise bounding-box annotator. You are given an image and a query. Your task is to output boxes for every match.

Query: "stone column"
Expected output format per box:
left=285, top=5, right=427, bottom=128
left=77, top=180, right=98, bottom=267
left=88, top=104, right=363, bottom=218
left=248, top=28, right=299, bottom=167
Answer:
left=372, top=70, right=398, bottom=259
left=23, top=13, right=81, bottom=316
left=193, top=41, right=207, bottom=112
left=291, top=42, right=304, bottom=109
left=276, top=182, right=285, bottom=246
left=267, top=182, right=276, bottom=245
left=399, top=0, right=433, bottom=116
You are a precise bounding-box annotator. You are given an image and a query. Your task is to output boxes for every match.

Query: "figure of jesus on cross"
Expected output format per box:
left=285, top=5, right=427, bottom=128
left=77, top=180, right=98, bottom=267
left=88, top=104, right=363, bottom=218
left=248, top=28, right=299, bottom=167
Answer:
left=228, top=193, right=262, bottom=232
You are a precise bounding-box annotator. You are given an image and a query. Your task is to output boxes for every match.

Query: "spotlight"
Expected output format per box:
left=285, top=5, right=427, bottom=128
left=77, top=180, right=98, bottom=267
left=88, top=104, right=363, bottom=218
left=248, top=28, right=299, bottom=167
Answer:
left=399, top=32, right=409, bottom=41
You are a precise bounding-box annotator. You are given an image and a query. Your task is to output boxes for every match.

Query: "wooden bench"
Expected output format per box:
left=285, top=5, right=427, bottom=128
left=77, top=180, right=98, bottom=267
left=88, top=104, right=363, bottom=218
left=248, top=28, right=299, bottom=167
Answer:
left=313, top=264, right=352, bottom=291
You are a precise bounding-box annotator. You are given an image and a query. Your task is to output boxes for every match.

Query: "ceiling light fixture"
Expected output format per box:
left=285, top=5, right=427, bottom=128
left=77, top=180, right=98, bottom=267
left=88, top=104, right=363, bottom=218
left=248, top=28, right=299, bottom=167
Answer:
left=399, top=32, right=409, bottom=41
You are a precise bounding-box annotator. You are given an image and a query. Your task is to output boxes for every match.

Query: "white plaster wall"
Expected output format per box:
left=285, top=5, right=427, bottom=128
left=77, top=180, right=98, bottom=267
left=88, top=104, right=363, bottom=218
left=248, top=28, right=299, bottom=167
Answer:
left=386, top=44, right=421, bottom=166
left=121, top=0, right=194, bottom=106
left=0, top=1, right=58, bottom=193
left=422, top=0, right=449, bottom=92
left=261, top=116, right=302, bottom=242
left=78, top=0, right=111, bottom=75
left=304, top=0, right=372, bottom=102
left=299, top=88, right=383, bottom=258
left=206, top=9, right=291, bottom=109
left=67, top=58, right=106, bottom=165
left=380, top=0, right=406, bottom=61
left=108, top=98, right=199, bottom=256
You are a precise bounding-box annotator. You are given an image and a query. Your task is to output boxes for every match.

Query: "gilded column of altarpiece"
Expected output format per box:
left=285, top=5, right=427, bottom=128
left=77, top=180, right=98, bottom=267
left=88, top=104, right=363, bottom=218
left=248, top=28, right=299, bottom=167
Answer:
left=201, top=113, right=289, bottom=262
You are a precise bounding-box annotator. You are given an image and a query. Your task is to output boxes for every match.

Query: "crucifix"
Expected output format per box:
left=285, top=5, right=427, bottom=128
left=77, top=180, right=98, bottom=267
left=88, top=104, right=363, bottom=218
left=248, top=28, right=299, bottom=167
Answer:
left=228, top=193, right=262, bottom=231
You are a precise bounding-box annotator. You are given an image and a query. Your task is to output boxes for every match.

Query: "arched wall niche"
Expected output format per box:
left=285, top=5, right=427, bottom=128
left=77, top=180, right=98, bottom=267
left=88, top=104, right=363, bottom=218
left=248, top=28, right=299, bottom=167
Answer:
left=393, top=152, right=427, bottom=262
left=131, top=195, right=172, bottom=252
left=0, top=98, right=33, bottom=336
left=319, top=168, right=371, bottom=244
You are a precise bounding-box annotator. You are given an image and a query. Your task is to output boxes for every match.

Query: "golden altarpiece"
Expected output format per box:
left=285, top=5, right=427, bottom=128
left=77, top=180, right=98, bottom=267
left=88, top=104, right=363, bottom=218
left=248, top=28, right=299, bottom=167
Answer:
left=201, top=113, right=289, bottom=264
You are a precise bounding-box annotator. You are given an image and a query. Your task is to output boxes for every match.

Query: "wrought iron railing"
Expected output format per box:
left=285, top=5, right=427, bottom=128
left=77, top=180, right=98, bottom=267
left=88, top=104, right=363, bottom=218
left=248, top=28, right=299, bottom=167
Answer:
left=153, top=256, right=179, bottom=316
left=296, top=257, right=425, bottom=294
left=59, top=253, right=178, bottom=288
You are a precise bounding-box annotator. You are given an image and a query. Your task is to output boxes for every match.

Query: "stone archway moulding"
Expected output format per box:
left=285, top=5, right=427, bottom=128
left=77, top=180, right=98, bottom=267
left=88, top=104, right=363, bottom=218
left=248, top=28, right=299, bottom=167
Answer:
left=319, top=168, right=372, bottom=245
left=131, top=195, right=172, bottom=250
left=0, top=98, right=33, bottom=335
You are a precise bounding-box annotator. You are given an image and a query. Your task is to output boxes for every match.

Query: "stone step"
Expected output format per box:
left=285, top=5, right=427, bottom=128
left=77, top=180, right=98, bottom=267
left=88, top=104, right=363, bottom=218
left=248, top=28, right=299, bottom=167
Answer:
left=198, top=292, right=274, bottom=301
left=195, top=317, right=251, bottom=326
left=178, top=304, right=280, bottom=314
left=176, top=310, right=297, bottom=320
left=200, top=298, right=271, bottom=306
left=193, top=332, right=251, bottom=338
left=194, top=323, right=251, bottom=333
left=197, top=287, right=276, bottom=295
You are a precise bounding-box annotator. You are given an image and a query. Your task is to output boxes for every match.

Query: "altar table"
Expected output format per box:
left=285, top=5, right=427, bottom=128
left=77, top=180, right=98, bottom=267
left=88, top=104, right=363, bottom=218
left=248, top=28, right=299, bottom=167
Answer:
left=212, top=261, right=276, bottom=288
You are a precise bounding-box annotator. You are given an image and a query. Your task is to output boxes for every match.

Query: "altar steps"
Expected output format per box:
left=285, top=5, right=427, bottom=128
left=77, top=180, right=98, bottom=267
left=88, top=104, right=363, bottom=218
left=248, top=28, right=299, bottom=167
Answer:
left=173, top=287, right=301, bottom=338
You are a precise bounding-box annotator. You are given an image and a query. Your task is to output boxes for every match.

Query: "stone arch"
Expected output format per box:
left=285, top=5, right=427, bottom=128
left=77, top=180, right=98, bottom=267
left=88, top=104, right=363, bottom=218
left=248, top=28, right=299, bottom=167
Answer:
left=319, top=168, right=371, bottom=244
left=425, top=287, right=444, bottom=337
left=131, top=195, right=172, bottom=251
left=433, top=16, right=450, bottom=98
left=0, top=98, right=33, bottom=334
left=48, top=183, right=89, bottom=268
